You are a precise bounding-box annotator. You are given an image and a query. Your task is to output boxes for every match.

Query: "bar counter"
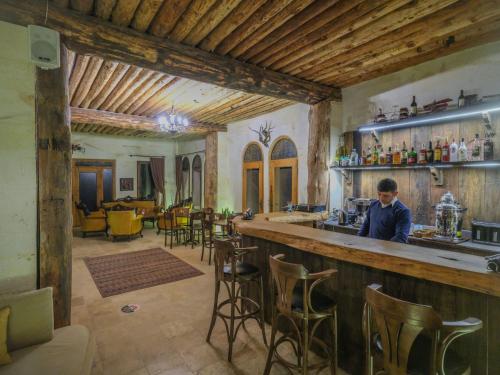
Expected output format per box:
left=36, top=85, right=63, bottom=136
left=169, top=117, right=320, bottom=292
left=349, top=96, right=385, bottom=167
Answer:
left=234, top=213, right=500, bottom=374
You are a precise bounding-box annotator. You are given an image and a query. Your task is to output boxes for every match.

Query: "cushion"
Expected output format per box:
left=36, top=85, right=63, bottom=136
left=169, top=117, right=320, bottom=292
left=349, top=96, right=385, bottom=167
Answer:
left=0, top=307, right=10, bottom=365
left=0, top=288, right=53, bottom=351
left=0, top=325, right=95, bottom=375
left=76, top=202, right=91, bottom=217
left=223, top=262, right=259, bottom=276
left=291, top=288, right=335, bottom=313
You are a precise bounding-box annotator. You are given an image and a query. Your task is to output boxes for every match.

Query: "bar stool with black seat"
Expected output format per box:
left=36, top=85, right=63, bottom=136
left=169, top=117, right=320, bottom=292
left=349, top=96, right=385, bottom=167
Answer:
left=206, top=238, right=267, bottom=362
left=201, top=212, right=215, bottom=264
left=264, top=254, right=338, bottom=375
left=188, top=211, right=203, bottom=248
left=363, top=283, right=483, bottom=375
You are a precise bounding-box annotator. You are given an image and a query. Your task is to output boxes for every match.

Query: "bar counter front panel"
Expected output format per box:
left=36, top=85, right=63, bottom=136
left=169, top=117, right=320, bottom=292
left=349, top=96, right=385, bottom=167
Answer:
left=235, top=216, right=500, bottom=375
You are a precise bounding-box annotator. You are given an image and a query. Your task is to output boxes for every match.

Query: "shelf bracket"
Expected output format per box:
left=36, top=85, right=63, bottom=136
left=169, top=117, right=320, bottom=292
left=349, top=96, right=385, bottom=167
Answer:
left=429, top=167, right=444, bottom=186
left=340, top=169, right=352, bottom=185
left=370, top=130, right=380, bottom=144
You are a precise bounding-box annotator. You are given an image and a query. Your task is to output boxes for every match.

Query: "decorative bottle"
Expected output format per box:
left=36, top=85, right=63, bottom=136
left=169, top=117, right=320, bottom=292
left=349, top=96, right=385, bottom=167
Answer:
left=458, top=138, right=468, bottom=161
left=441, top=138, right=450, bottom=162
left=449, top=139, right=458, bottom=162
left=434, top=140, right=442, bottom=163
left=350, top=148, right=359, bottom=166
left=379, top=147, right=386, bottom=165
left=471, top=133, right=482, bottom=161
left=386, top=146, right=393, bottom=164
left=410, top=96, right=418, bottom=117
left=418, top=143, right=427, bottom=164
left=458, top=89, right=465, bottom=108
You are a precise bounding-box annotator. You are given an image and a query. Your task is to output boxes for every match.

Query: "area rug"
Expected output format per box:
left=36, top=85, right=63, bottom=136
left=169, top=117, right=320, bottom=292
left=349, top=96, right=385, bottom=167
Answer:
left=84, top=248, right=203, bottom=298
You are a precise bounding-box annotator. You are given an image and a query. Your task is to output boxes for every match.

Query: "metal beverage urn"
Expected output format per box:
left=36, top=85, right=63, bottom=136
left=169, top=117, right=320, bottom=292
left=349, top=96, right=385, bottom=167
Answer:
left=433, top=192, right=467, bottom=241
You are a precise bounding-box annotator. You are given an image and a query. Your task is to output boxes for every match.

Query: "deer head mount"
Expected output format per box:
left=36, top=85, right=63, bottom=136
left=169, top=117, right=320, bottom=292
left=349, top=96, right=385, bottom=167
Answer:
left=250, top=121, right=273, bottom=147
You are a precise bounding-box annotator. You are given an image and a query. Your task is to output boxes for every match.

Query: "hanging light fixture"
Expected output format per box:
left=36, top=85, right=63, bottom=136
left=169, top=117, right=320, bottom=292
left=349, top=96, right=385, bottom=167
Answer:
left=157, top=105, right=190, bottom=134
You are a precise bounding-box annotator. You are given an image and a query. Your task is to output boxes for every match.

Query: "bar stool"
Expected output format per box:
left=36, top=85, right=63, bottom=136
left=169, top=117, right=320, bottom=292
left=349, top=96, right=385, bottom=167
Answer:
left=206, top=239, right=267, bottom=361
left=201, top=212, right=215, bottom=264
left=188, top=211, right=203, bottom=248
left=264, top=254, right=338, bottom=375
left=363, top=284, right=482, bottom=375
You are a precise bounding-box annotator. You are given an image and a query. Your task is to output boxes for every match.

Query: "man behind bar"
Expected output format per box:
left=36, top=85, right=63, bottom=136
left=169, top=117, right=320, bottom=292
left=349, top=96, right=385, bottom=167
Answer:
left=358, top=178, right=411, bottom=243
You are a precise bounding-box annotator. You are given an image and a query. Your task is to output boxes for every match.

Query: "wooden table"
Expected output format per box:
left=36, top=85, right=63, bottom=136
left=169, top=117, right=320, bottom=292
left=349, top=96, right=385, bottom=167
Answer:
left=234, top=214, right=500, bottom=374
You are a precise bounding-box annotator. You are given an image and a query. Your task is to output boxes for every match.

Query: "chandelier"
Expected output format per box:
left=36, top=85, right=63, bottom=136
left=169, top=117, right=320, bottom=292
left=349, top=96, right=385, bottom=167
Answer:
left=157, top=106, right=189, bottom=133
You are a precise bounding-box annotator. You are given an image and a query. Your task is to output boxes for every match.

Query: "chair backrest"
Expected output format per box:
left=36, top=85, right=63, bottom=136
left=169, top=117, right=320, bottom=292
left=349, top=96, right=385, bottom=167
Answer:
left=364, top=284, right=443, bottom=375
left=173, top=207, right=190, bottom=226
left=213, top=239, right=236, bottom=281
left=269, top=254, right=308, bottom=315
left=203, top=207, right=214, bottom=215
left=163, top=211, right=174, bottom=229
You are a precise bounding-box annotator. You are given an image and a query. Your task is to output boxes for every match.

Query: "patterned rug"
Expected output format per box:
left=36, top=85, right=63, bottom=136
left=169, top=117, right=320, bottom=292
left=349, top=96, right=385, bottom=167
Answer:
left=84, top=248, right=203, bottom=298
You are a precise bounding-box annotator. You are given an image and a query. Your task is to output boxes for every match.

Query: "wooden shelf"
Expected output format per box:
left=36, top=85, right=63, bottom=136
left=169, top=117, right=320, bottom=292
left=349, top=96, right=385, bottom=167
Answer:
left=330, top=160, right=500, bottom=171
left=357, top=101, right=500, bottom=132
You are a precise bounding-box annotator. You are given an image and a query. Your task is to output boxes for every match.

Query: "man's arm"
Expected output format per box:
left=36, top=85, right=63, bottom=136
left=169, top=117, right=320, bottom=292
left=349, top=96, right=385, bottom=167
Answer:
left=357, top=206, right=371, bottom=237
left=390, top=208, right=411, bottom=243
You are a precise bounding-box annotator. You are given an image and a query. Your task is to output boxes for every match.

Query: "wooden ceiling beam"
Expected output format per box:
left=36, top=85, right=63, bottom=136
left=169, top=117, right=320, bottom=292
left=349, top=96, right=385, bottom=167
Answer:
left=71, top=56, right=104, bottom=107
left=89, top=63, right=129, bottom=108
left=70, top=0, right=94, bottom=15
left=94, top=0, right=116, bottom=20
left=68, top=54, right=90, bottom=101
left=116, top=71, right=164, bottom=113
left=2, top=0, right=338, bottom=103
left=108, top=69, right=156, bottom=112
left=81, top=60, right=118, bottom=107
left=111, top=0, right=141, bottom=27
left=126, top=75, right=175, bottom=115
left=99, top=66, right=143, bottom=110
left=149, top=0, right=191, bottom=38
left=130, top=0, right=164, bottom=32
left=132, top=77, right=182, bottom=115
left=169, top=0, right=218, bottom=43
left=70, top=107, right=228, bottom=134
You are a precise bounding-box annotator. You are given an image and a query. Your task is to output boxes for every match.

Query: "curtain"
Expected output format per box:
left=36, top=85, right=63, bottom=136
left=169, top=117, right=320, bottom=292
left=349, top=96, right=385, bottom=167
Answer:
left=150, top=157, right=165, bottom=207
left=175, top=155, right=183, bottom=204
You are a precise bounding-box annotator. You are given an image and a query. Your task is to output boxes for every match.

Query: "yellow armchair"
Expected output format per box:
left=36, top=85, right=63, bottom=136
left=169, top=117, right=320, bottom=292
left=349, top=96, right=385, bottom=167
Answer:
left=76, top=204, right=107, bottom=237
left=107, top=210, right=144, bottom=241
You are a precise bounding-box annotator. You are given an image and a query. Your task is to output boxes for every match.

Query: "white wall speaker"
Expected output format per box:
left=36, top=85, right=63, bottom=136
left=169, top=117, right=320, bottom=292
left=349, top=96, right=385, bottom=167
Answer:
left=28, top=25, right=60, bottom=70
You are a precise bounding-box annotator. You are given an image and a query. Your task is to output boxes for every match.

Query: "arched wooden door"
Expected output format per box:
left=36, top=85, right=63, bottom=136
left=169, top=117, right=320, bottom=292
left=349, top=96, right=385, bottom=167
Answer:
left=269, top=137, right=298, bottom=212
left=242, top=142, right=264, bottom=213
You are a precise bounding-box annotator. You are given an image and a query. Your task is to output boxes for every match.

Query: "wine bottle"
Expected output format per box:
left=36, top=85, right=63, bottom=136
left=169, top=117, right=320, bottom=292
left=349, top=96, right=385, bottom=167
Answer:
left=471, top=133, right=482, bottom=161
left=410, top=96, right=417, bottom=117
left=401, top=141, right=408, bottom=165
left=426, top=141, right=434, bottom=163
left=458, top=89, right=465, bottom=108
left=379, top=147, right=386, bottom=165
left=442, top=138, right=450, bottom=162
left=434, top=140, right=442, bottom=163
left=484, top=134, right=494, bottom=160
left=372, top=145, right=379, bottom=165
left=418, top=143, right=427, bottom=164
left=408, top=147, right=417, bottom=165
left=386, top=146, right=393, bottom=164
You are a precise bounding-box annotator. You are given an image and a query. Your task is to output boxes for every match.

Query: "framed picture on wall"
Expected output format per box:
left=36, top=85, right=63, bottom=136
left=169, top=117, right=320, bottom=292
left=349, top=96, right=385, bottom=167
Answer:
left=120, top=178, right=134, bottom=191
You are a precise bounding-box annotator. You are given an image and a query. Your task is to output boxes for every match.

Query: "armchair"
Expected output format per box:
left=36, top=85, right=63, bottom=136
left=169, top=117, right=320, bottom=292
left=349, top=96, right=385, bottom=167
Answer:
left=106, top=209, right=144, bottom=241
left=75, top=203, right=107, bottom=237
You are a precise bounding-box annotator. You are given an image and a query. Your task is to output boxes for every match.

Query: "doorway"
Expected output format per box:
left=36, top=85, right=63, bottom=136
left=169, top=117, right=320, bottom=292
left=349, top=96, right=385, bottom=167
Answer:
left=192, top=155, right=203, bottom=209
left=242, top=143, right=264, bottom=213
left=72, top=159, right=115, bottom=227
left=137, top=161, right=156, bottom=199
left=269, top=137, right=298, bottom=212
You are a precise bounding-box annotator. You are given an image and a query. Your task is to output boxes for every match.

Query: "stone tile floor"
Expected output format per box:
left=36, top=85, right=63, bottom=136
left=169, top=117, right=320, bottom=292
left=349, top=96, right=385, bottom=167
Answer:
left=72, top=228, right=348, bottom=375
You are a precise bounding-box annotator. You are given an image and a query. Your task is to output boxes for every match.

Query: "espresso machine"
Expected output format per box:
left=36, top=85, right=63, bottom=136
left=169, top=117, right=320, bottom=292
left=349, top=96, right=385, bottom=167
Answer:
left=433, top=191, right=467, bottom=242
left=353, top=198, right=373, bottom=227
left=339, top=197, right=373, bottom=226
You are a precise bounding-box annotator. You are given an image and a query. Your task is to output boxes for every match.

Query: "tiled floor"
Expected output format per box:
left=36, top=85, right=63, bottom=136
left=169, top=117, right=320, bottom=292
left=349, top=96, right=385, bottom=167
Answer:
left=72, top=228, right=348, bottom=375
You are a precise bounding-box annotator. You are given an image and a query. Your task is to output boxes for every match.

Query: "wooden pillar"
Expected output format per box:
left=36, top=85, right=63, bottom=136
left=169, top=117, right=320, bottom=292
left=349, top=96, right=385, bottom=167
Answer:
left=36, top=44, right=72, bottom=328
left=307, top=100, right=331, bottom=205
left=204, top=132, right=218, bottom=209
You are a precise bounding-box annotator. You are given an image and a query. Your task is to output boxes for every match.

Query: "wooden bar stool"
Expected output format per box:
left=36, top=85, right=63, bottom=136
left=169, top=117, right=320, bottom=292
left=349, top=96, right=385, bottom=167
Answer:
left=188, top=211, right=203, bottom=248
left=206, top=239, right=267, bottom=362
left=201, top=212, right=215, bottom=264
left=264, top=254, right=338, bottom=375
left=363, top=284, right=483, bottom=375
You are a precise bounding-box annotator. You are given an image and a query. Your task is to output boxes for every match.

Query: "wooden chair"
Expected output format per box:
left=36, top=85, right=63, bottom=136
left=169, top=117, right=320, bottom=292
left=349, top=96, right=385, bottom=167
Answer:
left=264, top=254, right=338, bottom=375
left=206, top=239, right=267, bottom=362
left=201, top=212, right=217, bottom=264
left=172, top=207, right=190, bottom=245
left=162, top=211, right=186, bottom=249
left=188, top=211, right=203, bottom=248
left=363, top=284, right=483, bottom=375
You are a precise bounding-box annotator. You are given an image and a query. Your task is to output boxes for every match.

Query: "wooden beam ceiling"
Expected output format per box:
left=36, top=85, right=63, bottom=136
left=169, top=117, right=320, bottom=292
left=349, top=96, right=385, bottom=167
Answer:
left=1, top=0, right=339, bottom=104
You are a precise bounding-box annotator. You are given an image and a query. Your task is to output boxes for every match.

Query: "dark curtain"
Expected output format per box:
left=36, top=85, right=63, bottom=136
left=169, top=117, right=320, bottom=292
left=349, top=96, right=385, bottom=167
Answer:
left=175, top=155, right=183, bottom=204
left=150, top=157, right=165, bottom=207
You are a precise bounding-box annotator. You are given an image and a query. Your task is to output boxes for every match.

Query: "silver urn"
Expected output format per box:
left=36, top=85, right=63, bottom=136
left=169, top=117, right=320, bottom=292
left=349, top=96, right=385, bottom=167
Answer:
left=433, top=192, right=467, bottom=240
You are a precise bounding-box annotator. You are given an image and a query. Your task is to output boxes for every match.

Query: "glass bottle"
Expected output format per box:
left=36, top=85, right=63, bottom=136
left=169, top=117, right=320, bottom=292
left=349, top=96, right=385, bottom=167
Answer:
left=366, top=146, right=372, bottom=165
left=426, top=141, right=434, bottom=163
left=410, top=96, right=418, bottom=117
left=401, top=141, right=408, bottom=165
left=434, top=140, right=442, bottom=163
left=350, top=148, right=359, bottom=166
left=418, top=143, right=427, bottom=164
left=360, top=150, right=366, bottom=165
left=408, top=147, right=417, bottom=165
left=372, top=145, right=379, bottom=165
left=441, top=138, right=450, bottom=162
left=392, top=145, right=401, bottom=165
left=458, top=89, right=465, bottom=108
left=379, top=147, right=386, bottom=165
left=484, top=133, right=494, bottom=160
left=458, top=138, right=468, bottom=161
left=449, top=138, right=458, bottom=162
left=386, top=146, right=393, bottom=164
left=471, top=133, right=482, bottom=161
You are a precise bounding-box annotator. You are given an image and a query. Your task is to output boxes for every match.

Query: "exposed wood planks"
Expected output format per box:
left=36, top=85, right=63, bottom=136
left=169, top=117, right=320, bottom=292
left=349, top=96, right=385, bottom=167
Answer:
left=71, top=56, right=104, bottom=107
left=69, top=54, right=90, bottom=101
left=80, top=60, right=118, bottom=108
left=94, top=0, right=116, bottom=20
left=98, top=66, right=143, bottom=110
left=169, top=0, right=218, bottom=43
left=149, top=0, right=191, bottom=38
left=111, top=0, right=141, bottom=26
left=70, top=0, right=94, bottom=14
left=89, top=63, right=129, bottom=108
left=131, top=0, right=164, bottom=32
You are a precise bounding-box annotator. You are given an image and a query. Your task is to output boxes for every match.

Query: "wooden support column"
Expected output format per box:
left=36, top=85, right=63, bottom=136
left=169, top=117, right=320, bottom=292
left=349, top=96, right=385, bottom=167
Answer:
left=36, top=44, right=72, bottom=328
left=307, top=100, right=331, bottom=205
left=204, top=132, right=218, bottom=209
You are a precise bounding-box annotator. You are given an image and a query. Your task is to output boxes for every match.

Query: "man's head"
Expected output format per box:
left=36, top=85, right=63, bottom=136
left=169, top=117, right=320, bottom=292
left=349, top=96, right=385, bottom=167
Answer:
left=377, top=178, right=398, bottom=205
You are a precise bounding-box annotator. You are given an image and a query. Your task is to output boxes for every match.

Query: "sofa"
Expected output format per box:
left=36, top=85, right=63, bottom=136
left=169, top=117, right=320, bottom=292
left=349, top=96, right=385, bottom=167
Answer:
left=102, top=198, right=160, bottom=224
left=0, top=288, right=95, bottom=375
left=75, top=203, right=107, bottom=237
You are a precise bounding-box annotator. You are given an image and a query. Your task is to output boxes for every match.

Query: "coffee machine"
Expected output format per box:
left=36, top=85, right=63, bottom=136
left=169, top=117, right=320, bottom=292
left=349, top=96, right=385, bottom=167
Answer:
left=353, top=198, right=373, bottom=227
left=339, top=197, right=373, bottom=226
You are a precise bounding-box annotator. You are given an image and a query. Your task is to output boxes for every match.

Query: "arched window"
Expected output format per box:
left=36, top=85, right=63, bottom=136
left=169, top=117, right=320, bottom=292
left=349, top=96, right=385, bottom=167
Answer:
left=269, top=137, right=298, bottom=212
left=242, top=143, right=263, bottom=213
left=192, top=155, right=202, bottom=209
left=181, top=157, right=190, bottom=200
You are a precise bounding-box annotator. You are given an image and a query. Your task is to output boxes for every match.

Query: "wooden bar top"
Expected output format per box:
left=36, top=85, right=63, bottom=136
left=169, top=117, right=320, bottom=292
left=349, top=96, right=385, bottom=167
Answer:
left=235, top=214, right=500, bottom=297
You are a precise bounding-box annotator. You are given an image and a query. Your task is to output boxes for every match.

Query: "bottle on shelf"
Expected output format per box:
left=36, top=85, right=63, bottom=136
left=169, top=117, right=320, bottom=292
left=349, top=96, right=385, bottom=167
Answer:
left=458, top=89, right=465, bottom=108
left=426, top=141, right=434, bottom=163
left=379, top=147, right=386, bottom=165
left=408, top=147, right=417, bottom=165
left=386, top=146, right=393, bottom=164
left=458, top=138, right=468, bottom=161
left=349, top=148, right=359, bottom=166
left=366, top=146, right=372, bottom=165
left=410, top=96, right=418, bottom=117
left=434, top=140, right=442, bottom=163
left=372, top=145, right=379, bottom=165
left=360, top=150, right=366, bottom=165
left=401, top=141, right=408, bottom=165
left=442, top=138, right=450, bottom=162
left=418, top=143, right=427, bottom=164
left=334, top=136, right=344, bottom=166
left=393, top=144, right=402, bottom=165
left=450, top=138, right=459, bottom=162
left=483, top=133, right=494, bottom=161
left=471, top=133, right=482, bottom=161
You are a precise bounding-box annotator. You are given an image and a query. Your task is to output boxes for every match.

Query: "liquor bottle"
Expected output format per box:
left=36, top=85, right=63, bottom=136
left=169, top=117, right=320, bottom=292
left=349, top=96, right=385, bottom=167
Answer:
left=349, top=148, right=359, bottom=166
left=458, top=138, right=468, bottom=161
left=410, top=96, right=418, bottom=117
left=408, top=147, right=417, bottom=165
left=484, top=133, right=494, bottom=160
left=366, top=146, right=372, bottom=165
left=372, top=145, right=379, bottom=165
left=360, top=150, right=366, bottom=165
left=401, top=141, right=408, bottom=165
left=393, top=144, right=402, bottom=165
left=426, top=141, right=434, bottom=163
left=334, top=137, right=343, bottom=166
left=379, top=147, right=386, bottom=165
left=450, top=138, right=458, bottom=162
left=434, top=140, right=442, bottom=162
left=441, top=138, right=450, bottom=162
left=458, top=89, right=465, bottom=108
left=471, top=133, right=482, bottom=161
left=386, top=146, right=393, bottom=164
left=418, top=143, right=427, bottom=164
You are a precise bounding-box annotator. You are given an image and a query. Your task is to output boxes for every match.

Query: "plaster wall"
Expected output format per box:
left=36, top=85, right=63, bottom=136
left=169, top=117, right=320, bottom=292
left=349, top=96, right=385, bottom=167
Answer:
left=175, top=137, right=205, bottom=209
left=0, top=22, right=37, bottom=293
